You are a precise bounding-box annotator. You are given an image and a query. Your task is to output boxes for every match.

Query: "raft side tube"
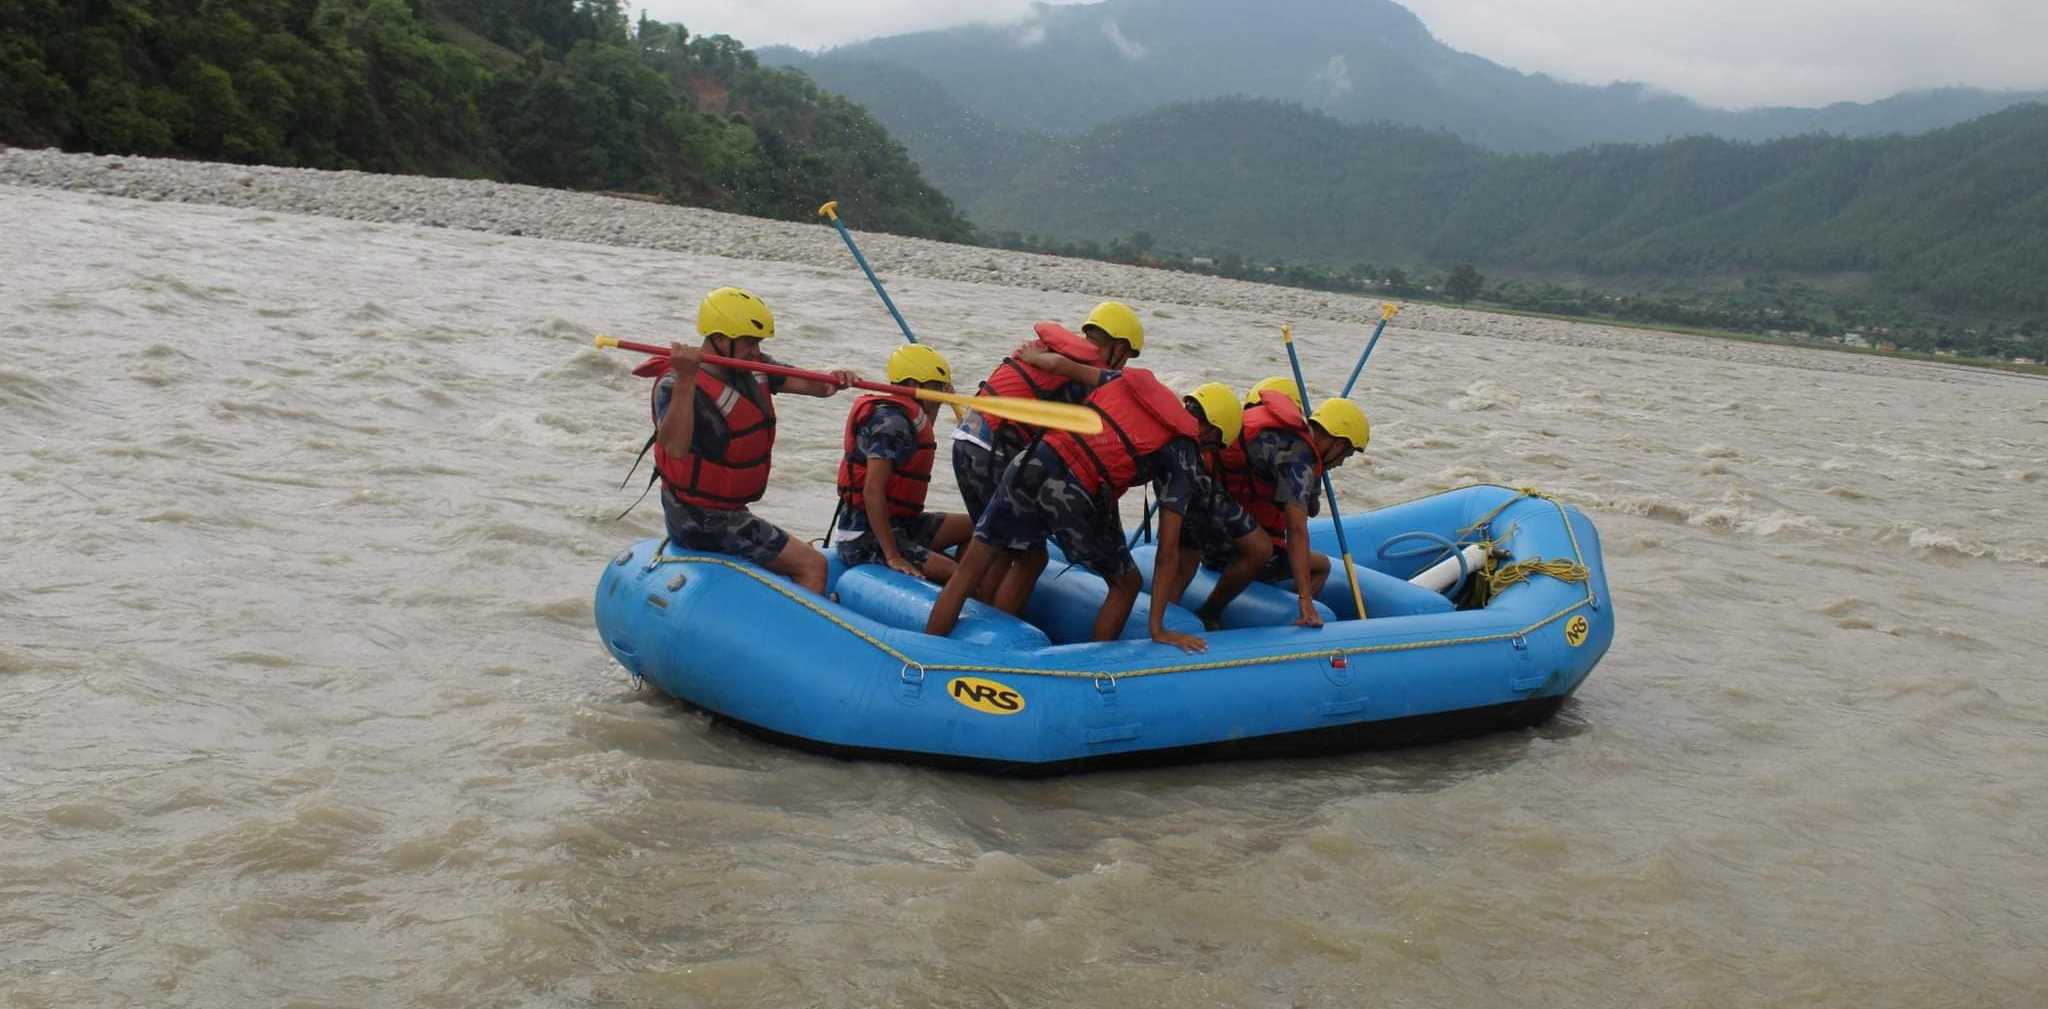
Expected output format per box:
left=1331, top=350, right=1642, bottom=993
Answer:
left=1128, top=543, right=1338, bottom=628
left=835, top=565, right=1051, bottom=650
left=1027, top=550, right=1205, bottom=643
left=1308, top=485, right=1534, bottom=618
left=1306, top=485, right=1522, bottom=579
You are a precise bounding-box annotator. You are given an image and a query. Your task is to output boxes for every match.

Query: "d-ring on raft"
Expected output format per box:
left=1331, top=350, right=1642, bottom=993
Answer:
left=593, top=485, right=1613, bottom=775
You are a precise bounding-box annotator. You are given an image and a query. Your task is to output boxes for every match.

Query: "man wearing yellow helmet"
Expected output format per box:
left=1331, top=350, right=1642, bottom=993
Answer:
left=832, top=345, right=972, bottom=583
left=955, top=301, right=1144, bottom=517
left=645, top=287, right=861, bottom=595
left=927, top=369, right=1227, bottom=654
left=1215, top=390, right=1372, bottom=627
left=1245, top=376, right=1299, bottom=409
left=950, top=301, right=1147, bottom=603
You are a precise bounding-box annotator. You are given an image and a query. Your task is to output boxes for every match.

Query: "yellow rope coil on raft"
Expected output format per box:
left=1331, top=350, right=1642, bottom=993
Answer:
left=634, top=486, right=1597, bottom=680
left=1449, top=487, right=1592, bottom=608
left=1466, top=556, right=1591, bottom=609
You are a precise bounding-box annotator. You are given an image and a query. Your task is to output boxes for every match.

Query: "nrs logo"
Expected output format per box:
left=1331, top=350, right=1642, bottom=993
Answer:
left=1564, top=615, right=1591, bottom=647
left=947, top=677, right=1025, bottom=715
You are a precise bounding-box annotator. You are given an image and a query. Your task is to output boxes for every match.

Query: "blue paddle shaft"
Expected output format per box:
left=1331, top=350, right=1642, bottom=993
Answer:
left=1281, top=330, right=1367, bottom=618
left=828, top=215, right=917, bottom=345
left=1313, top=467, right=1357, bottom=571
left=1340, top=315, right=1392, bottom=399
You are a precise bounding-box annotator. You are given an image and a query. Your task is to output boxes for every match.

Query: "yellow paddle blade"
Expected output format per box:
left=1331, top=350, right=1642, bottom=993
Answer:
left=915, top=389, right=1102, bottom=435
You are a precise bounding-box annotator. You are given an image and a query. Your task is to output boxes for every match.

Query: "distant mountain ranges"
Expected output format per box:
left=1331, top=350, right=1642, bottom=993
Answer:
left=767, top=0, right=2045, bottom=153
left=761, top=0, right=2048, bottom=316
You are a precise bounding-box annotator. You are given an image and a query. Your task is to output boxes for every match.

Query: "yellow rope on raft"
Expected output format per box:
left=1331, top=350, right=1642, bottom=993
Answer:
left=1443, top=490, right=1593, bottom=608
left=1465, top=556, right=1591, bottom=609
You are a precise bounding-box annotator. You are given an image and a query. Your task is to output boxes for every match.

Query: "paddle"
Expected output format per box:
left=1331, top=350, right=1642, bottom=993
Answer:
left=818, top=201, right=920, bottom=344
left=1341, top=302, right=1402, bottom=398
left=1281, top=324, right=1368, bottom=621
left=818, top=199, right=963, bottom=425
left=593, top=335, right=1102, bottom=435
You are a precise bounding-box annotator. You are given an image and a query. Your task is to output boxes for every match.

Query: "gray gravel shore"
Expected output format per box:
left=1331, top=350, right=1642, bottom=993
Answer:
left=0, top=146, right=2015, bottom=383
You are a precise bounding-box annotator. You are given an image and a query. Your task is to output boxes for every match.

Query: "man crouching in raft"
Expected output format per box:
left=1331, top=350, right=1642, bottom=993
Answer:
left=925, top=368, right=1230, bottom=653
left=648, top=286, right=859, bottom=595
left=1211, top=378, right=1372, bottom=625
left=832, top=344, right=972, bottom=582
left=1156, top=382, right=1277, bottom=630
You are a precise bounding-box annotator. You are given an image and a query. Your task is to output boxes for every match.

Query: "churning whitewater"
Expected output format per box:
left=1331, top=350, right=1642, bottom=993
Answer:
left=3, top=155, right=2045, bottom=1007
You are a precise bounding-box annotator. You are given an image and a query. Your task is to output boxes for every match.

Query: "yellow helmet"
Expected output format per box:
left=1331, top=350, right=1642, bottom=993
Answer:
left=1244, top=376, right=1301, bottom=408
left=886, top=343, right=952, bottom=385
left=1184, top=382, right=1244, bottom=445
left=1082, top=301, right=1144, bottom=354
left=697, top=286, right=774, bottom=340
left=1309, top=398, right=1370, bottom=452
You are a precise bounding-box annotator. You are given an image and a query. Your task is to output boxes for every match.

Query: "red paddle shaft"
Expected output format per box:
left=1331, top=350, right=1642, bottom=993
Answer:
left=600, top=336, right=904, bottom=396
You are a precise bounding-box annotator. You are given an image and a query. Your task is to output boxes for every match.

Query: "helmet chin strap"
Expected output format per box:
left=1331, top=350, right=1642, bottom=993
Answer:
left=709, top=334, right=755, bottom=362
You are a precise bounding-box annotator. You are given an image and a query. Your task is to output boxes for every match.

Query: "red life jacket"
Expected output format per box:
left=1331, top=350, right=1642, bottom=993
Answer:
left=651, top=367, right=777, bottom=510
left=836, top=393, right=936, bottom=518
left=1046, top=368, right=1200, bottom=498
left=1220, top=393, right=1314, bottom=546
left=976, top=322, right=1103, bottom=436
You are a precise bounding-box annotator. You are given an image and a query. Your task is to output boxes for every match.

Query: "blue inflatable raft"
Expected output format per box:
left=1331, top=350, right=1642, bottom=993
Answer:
left=593, top=485, right=1613, bottom=775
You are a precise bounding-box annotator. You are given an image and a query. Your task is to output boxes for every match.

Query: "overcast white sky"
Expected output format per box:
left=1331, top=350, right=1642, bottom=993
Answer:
left=645, top=0, right=2048, bottom=108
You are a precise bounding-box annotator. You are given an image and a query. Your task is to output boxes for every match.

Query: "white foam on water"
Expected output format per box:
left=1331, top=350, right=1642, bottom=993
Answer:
left=1447, top=379, right=1522, bottom=412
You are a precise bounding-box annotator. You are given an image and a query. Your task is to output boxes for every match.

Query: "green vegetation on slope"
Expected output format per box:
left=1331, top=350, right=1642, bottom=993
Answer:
left=0, top=0, right=970, bottom=240
left=967, top=99, right=2048, bottom=319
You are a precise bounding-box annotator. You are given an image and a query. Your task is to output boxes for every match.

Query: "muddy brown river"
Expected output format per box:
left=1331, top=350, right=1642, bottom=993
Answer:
left=4, top=183, right=2045, bottom=1007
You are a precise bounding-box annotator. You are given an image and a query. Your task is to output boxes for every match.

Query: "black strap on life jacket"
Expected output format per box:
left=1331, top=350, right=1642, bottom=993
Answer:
left=816, top=499, right=845, bottom=549
left=982, top=356, right=1055, bottom=400
left=1067, top=405, right=1140, bottom=499
left=615, top=433, right=660, bottom=521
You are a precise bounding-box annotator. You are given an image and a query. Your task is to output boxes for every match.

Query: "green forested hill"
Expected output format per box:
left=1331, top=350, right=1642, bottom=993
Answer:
left=0, top=0, right=970, bottom=240
left=749, top=55, right=1043, bottom=216
left=968, top=99, right=2048, bottom=316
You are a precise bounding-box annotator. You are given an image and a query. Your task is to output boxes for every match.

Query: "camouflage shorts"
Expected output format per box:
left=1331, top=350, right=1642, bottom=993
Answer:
left=1212, top=544, right=1294, bottom=581
left=1192, top=543, right=1294, bottom=583
left=661, top=492, right=791, bottom=567
left=976, top=444, right=1134, bottom=581
left=951, top=437, right=1018, bottom=521
left=835, top=511, right=948, bottom=569
left=1185, top=498, right=1262, bottom=570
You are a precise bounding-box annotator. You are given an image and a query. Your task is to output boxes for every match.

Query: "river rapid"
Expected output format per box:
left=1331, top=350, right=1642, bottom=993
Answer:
left=3, top=174, right=2046, bottom=1007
